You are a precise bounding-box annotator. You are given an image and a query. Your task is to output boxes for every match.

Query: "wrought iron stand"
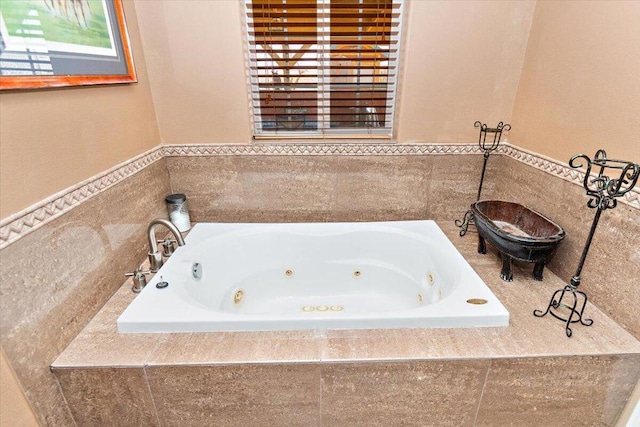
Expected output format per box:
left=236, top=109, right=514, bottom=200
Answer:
left=455, top=121, right=511, bottom=236
left=534, top=150, right=640, bottom=337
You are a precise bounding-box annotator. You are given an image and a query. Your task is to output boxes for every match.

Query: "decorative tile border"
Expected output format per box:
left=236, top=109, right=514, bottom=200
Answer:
left=0, top=147, right=164, bottom=250
left=500, top=143, right=640, bottom=210
left=1, top=142, right=637, bottom=249
left=162, top=142, right=482, bottom=156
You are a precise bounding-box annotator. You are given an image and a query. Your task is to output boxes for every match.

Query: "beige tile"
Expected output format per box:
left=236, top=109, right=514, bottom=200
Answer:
left=52, top=331, right=159, bottom=368
left=429, top=154, right=486, bottom=221
left=76, top=280, right=141, bottom=334
left=146, top=363, right=321, bottom=426
left=53, top=367, right=158, bottom=427
left=493, top=157, right=640, bottom=340
left=475, top=355, right=640, bottom=427
left=166, top=153, right=513, bottom=224
left=321, top=360, right=489, bottom=426
left=238, top=157, right=336, bottom=213
left=0, top=160, right=170, bottom=424
left=147, top=329, right=322, bottom=365
left=165, top=156, right=243, bottom=222
left=577, top=204, right=640, bottom=335
left=167, top=154, right=437, bottom=223
left=166, top=156, right=338, bottom=223
left=332, top=155, right=432, bottom=220
left=54, top=222, right=640, bottom=373
left=6, top=148, right=640, bottom=427
left=53, top=278, right=160, bottom=368
left=320, top=327, right=494, bottom=362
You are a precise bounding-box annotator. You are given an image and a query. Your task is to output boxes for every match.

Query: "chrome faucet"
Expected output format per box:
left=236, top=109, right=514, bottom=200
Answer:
left=147, top=218, right=185, bottom=272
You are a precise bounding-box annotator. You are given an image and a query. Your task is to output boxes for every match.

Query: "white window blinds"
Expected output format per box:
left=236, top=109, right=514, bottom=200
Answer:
left=244, top=0, right=403, bottom=138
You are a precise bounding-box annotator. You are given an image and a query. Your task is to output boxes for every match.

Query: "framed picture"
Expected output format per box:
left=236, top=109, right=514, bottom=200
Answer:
left=0, top=0, right=136, bottom=90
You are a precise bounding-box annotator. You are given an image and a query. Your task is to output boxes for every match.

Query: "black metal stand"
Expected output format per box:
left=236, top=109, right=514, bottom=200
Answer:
left=534, top=150, right=640, bottom=337
left=455, top=121, right=511, bottom=236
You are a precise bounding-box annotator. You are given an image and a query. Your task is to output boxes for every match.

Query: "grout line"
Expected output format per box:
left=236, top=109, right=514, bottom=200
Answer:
left=318, top=364, right=324, bottom=427
left=143, top=365, right=163, bottom=427
left=473, top=359, right=492, bottom=427
left=50, top=368, right=80, bottom=427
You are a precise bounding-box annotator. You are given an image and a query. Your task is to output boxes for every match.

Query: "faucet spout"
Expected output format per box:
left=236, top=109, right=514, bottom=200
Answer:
left=147, top=218, right=185, bottom=272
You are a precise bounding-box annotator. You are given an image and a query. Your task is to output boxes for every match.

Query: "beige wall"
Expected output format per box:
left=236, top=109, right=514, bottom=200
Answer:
left=4, top=1, right=637, bottom=211
left=397, top=0, right=535, bottom=143
left=134, top=0, right=536, bottom=145
left=0, top=349, right=38, bottom=427
left=134, top=0, right=252, bottom=144
left=511, top=0, right=640, bottom=163
left=0, top=0, right=160, bottom=219
left=135, top=0, right=640, bottom=163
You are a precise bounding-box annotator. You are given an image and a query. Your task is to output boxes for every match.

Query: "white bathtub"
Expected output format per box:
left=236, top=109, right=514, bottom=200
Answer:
left=117, top=221, right=509, bottom=333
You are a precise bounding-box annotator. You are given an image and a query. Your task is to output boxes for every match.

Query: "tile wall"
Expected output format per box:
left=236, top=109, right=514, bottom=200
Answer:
left=1, top=143, right=638, bottom=424
left=492, top=155, right=640, bottom=338
left=0, top=158, right=171, bottom=425
left=49, top=218, right=640, bottom=426
left=52, top=355, right=640, bottom=426
left=164, top=149, right=494, bottom=224
left=166, top=145, right=639, bottom=340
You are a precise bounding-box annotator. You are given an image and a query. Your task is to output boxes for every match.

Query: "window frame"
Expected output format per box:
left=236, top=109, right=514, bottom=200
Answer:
left=243, top=0, right=404, bottom=139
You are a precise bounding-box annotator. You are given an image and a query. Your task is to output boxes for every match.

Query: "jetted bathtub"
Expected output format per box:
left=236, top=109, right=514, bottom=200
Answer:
left=117, top=221, right=509, bottom=333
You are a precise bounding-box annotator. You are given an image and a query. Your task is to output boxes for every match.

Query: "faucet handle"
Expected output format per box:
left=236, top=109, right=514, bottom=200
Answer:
left=157, top=237, right=177, bottom=257
left=125, top=267, right=151, bottom=293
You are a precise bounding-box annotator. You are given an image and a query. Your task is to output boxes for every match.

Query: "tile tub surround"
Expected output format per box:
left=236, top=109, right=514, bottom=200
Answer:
left=164, top=153, right=498, bottom=223
left=2, top=141, right=639, bottom=425
left=51, top=223, right=640, bottom=426
left=0, top=160, right=171, bottom=426
left=0, top=142, right=489, bottom=425
left=164, top=144, right=639, bottom=339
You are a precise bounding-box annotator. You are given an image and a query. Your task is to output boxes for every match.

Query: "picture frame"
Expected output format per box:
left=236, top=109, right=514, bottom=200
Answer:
left=0, top=0, right=136, bottom=90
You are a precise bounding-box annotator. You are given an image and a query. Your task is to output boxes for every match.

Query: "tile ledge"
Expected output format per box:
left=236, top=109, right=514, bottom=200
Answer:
left=52, top=222, right=640, bottom=370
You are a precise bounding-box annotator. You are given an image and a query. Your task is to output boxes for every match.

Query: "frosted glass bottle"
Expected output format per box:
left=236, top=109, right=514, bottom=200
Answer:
left=165, top=193, right=191, bottom=232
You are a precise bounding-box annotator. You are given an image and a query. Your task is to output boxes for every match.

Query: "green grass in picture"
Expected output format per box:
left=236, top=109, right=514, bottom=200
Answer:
left=0, top=0, right=112, bottom=49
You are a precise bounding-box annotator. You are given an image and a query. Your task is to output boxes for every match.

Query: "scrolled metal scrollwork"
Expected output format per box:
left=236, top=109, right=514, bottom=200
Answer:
left=456, top=121, right=511, bottom=236
left=454, top=210, right=474, bottom=237
left=535, top=149, right=639, bottom=337
left=474, top=121, right=511, bottom=154
left=570, top=150, right=640, bottom=211
left=533, top=284, right=593, bottom=338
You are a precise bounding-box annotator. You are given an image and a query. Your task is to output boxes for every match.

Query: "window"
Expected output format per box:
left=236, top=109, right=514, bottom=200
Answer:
left=244, top=0, right=403, bottom=138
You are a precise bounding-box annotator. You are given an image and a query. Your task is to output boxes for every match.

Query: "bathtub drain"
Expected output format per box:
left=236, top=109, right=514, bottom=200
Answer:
left=192, top=263, right=203, bottom=280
